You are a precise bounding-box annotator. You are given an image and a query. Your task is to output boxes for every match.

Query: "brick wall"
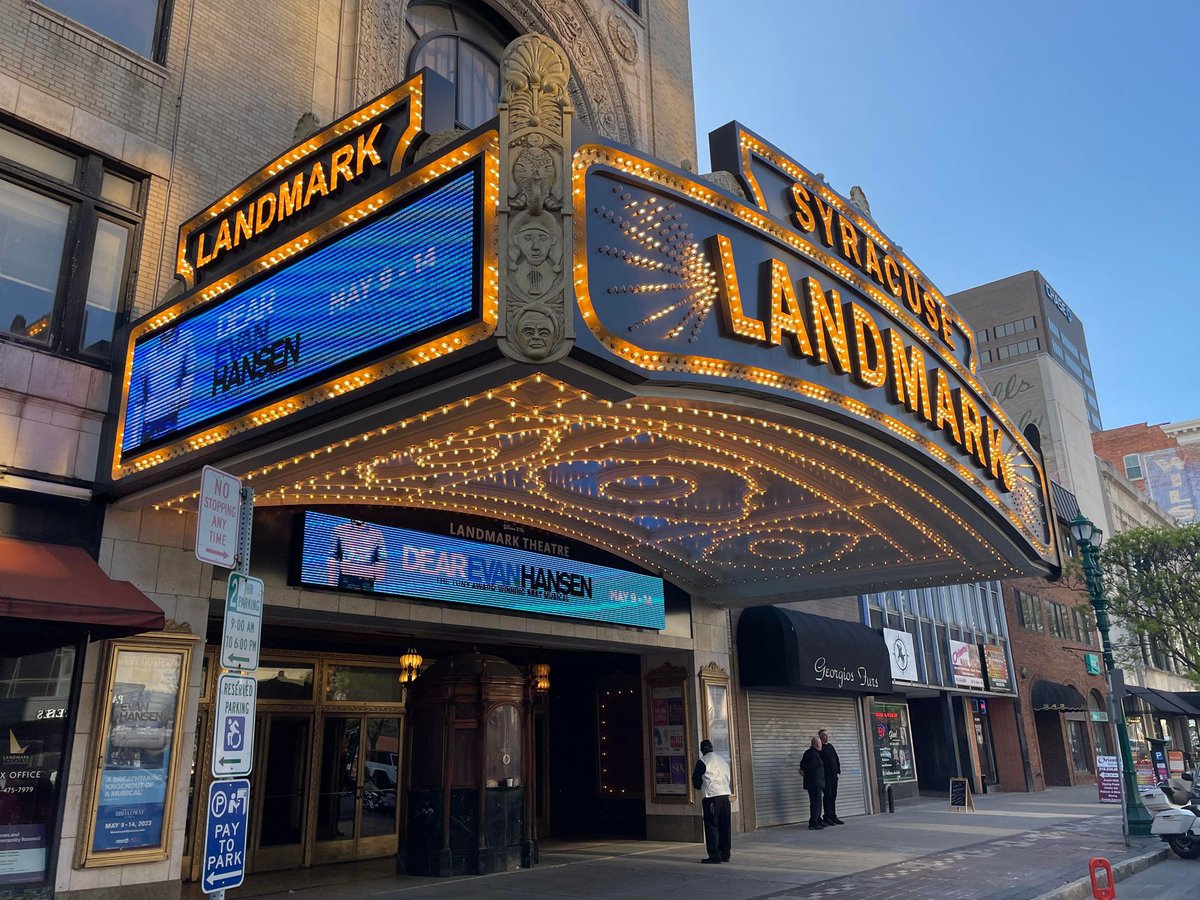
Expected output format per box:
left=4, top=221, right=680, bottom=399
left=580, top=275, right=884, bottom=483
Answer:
left=1092, top=422, right=1176, bottom=491
left=1003, top=576, right=1109, bottom=791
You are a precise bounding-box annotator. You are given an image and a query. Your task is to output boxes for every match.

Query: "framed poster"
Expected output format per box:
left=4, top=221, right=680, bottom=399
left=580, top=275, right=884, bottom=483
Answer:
left=698, top=663, right=735, bottom=798
left=78, top=635, right=196, bottom=867
left=645, top=663, right=690, bottom=802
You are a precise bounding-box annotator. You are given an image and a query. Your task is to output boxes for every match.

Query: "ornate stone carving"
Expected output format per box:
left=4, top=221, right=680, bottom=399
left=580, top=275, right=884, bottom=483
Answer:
left=606, top=12, right=638, bottom=63
left=356, top=0, right=403, bottom=105
left=497, top=34, right=574, bottom=364
left=292, top=111, right=321, bottom=142
left=702, top=170, right=748, bottom=201
left=414, top=128, right=469, bottom=162
left=503, top=0, right=636, bottom=145
left=849, top=185, right=873, bottom=218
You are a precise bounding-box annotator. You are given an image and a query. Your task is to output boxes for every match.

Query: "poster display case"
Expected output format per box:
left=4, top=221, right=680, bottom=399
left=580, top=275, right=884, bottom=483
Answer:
left=78, top=634, right=197, bottom=867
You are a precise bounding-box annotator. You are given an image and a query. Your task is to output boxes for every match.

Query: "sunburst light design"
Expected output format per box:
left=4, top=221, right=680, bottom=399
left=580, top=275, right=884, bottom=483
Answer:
left=595, top=185, right=718, bottom=341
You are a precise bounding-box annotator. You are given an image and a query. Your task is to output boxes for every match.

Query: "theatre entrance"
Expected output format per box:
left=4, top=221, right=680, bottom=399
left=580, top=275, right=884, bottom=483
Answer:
left=184, top=643, right=646, bottom=881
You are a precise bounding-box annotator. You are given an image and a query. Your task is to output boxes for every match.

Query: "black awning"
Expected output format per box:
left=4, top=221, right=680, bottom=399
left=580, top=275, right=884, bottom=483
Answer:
left=737, top=606, right=892, bottom=694
left=1125, top=686, right=1200, bottom=716
left=1031, top=680, right=1087, bottom=711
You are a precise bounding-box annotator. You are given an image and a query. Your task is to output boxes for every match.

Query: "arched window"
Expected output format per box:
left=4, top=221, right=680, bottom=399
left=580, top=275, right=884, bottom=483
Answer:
left=406, top=1, right=514, bottom=130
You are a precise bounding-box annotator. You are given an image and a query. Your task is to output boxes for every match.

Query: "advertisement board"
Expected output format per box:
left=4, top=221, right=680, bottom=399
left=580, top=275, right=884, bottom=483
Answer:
left=296, top=510, right=666, bottom=629
left=982, top=644, right=1012, bottom=693
left=121, top=169, right=479, bottom=458
left=86, top=644, right=190, bottom=860
left=948, top=639, right=985, bottom=690
left=650, top=685, right=688, bottom=796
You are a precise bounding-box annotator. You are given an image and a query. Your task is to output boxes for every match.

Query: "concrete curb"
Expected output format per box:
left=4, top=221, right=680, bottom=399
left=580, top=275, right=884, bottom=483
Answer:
left=1035, top=845, right=1169, bottom=899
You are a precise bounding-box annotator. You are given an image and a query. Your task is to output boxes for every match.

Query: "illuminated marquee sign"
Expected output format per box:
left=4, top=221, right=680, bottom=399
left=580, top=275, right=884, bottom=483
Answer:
left=175, top=71, right=454, bottom=288
left=110, top=70, right=500, bottom=481
left=296, top=510, right=666, bottom=629
left=121, top=168, right=479, bottom=457
left=573, top=123, right=1053, bottom=546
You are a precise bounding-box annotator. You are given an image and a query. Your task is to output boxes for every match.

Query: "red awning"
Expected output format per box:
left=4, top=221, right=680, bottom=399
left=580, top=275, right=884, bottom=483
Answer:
left=0, top=536, right=166, bottom=636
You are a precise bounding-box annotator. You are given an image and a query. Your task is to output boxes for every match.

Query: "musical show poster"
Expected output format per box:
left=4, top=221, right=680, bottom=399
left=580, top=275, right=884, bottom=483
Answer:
left=90, top=650, right=183, bottom=853
left=651, top=685, right=687, bottom=796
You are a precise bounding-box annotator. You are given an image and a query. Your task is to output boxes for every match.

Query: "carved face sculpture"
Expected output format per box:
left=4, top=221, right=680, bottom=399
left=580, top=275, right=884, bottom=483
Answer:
left=519, top=225, right=553, bottom=267
left=517, top=308, right=557, bottom=358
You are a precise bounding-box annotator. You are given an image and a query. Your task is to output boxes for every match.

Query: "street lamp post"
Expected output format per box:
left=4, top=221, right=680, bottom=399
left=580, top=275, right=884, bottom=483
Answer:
left=1070, top=512, right=1154, bottom=837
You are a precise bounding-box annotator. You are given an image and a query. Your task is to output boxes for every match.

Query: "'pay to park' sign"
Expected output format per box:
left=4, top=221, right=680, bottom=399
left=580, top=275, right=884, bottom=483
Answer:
left=202, top=778, right=250, bottom=894
left=196, top=465, right=242, bottom=568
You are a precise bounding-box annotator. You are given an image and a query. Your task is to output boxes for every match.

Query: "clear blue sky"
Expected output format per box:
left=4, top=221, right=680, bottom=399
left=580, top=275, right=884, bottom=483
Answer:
left=689, top=1, right=1198, bottom=430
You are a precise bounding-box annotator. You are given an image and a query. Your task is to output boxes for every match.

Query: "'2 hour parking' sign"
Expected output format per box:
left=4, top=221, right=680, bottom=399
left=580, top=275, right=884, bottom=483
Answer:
left=202, top=778, right=250, bottom=894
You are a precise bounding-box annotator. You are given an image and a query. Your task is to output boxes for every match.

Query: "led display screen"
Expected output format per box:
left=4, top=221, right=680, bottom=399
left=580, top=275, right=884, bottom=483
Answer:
left=297, top=511, right=666, bottom=629
left=121, top=168, right=478, bottom=456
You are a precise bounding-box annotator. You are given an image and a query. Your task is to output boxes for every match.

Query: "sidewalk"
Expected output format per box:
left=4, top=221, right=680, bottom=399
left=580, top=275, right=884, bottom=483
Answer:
left=201, top=786, right=1158, bottom=900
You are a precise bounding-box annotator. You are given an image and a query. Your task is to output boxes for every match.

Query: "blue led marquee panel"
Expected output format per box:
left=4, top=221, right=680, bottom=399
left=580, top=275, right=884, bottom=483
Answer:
left=121, top=169, right=478, bottom=456
left=298, top=511, right=667, bottom=630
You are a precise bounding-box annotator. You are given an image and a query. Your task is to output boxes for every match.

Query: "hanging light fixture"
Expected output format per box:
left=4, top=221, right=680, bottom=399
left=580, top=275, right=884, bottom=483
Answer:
left=398, top=648, right=424, bottom=684
left=532, top=663, right=551, bottom=695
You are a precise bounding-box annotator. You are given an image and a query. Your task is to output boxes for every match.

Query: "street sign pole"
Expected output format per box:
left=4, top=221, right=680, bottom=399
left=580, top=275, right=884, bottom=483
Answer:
left=205, top=481, right=256, bottom=898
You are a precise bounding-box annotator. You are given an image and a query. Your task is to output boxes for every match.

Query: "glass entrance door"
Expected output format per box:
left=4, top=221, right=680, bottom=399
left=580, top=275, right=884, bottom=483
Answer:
left=973, top=713, right=998, bottom=786
left=251, top=715, right=312, bottom=872
left=312, top=715, right=401, bottom=864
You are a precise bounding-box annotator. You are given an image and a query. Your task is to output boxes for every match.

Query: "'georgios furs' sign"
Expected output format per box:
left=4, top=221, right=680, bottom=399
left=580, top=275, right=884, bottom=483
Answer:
left=572, top=122, right=1054, bottom=554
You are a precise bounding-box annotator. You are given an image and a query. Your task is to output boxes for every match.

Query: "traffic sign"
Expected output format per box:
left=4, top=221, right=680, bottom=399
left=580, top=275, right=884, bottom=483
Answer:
left=196, top=466, right=242, bottom=568
left=220, top=573, right=263, bottom=671
left=212, top=674, right=256, bottom=777
left=202, top=778, right=250, bottom=894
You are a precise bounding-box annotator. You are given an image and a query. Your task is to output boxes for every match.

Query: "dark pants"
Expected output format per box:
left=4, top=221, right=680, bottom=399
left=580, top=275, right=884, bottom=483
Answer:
left=807, top=787, right=824, bottom=825
left=823, top=776, right=839, bottom=821
left=703, top=794, right=731, bottom=860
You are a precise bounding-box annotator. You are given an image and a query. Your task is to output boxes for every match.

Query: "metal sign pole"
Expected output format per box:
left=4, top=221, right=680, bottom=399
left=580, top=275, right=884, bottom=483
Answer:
left=205, top=483, right=256, bottom=899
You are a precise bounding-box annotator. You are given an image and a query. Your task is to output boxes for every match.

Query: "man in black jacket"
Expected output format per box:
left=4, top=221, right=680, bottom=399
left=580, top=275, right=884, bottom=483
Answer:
left=799, top=736, right=825, bottom=830
left=818, top=728, right=844, bottom=825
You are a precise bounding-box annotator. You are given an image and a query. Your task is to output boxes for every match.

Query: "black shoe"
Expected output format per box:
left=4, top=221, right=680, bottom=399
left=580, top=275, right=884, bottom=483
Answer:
left=831, top=817, right=845, bottom=825
left=721, top=855, right=731, bottom=862
left=808, top=822, right=824, bottom=830
left=701, top=856, right=722, bottom=864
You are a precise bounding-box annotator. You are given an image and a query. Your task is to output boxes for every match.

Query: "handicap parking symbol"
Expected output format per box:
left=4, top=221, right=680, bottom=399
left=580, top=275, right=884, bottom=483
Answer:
left=223, top=715, right=245, bottom=752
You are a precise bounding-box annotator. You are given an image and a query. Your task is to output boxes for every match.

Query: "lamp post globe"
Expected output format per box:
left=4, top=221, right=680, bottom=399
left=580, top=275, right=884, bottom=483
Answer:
left=1069, top=512, right=1152, bottom=836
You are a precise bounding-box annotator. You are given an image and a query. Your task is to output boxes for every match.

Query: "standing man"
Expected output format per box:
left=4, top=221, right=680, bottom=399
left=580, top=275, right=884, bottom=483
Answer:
left=800, top=736, right=826, bottom=830
left=692, top=739, right=732, bottom=863
left=818, top=728, right=844, bottom=825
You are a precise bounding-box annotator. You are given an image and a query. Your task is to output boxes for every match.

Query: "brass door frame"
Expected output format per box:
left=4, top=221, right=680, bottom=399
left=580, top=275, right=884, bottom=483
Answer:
left=309, top=712, right=404, bottom=865
left=249, top=713, right=314, bottom=872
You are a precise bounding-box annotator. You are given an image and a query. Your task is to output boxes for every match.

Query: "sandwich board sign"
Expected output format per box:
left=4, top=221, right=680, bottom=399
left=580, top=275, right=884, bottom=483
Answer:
left=220, top=572, right=263, bottom=671
left=196, top=465, right=242, bottom=567
left=212, top=674, right=256, bottom=777
left=202, top=778, right=250, bottom=893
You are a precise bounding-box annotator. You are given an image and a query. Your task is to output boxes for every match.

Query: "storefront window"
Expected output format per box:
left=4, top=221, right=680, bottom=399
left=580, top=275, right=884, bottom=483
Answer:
left=0, top=637, right=77, bottom=886
left=870, top=702, right=916, bottom=783
left=325, top=665, right=404, bottom=703
left=1066, top=719, right=1092, bottom=774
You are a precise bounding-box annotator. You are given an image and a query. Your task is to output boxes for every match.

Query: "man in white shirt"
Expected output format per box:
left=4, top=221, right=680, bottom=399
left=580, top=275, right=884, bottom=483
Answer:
left=691, top=739, right=732, bottom=863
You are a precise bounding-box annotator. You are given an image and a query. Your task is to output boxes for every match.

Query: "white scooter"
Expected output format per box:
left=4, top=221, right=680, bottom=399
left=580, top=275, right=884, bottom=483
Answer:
left=1150, top=771, right=1200, bottom=859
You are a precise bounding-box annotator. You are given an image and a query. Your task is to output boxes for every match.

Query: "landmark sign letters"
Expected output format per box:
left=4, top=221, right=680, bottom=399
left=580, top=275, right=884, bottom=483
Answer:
left=196, top=466, right=241, bottom=568
left=220, top=573, right=263, bottom=671
left=201, top=778, right=250, bottom=894
left=211, top=674, right=256, bottom=778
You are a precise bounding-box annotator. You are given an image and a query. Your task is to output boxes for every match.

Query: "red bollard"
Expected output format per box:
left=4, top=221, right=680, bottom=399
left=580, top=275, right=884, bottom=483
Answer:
left=1088, top=857, right=1115, bottom=900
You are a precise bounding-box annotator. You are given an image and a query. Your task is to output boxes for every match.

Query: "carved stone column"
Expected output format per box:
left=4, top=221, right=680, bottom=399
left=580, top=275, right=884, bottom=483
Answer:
left=496, top=34, right=575, bottom=364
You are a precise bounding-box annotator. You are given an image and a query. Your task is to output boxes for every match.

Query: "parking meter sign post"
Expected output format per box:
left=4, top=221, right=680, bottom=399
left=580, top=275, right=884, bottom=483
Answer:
left=212, top=674, right=256, bottom=778
left=202, top=779, right=250, bottom=894
left=221, top=573, right=263, bottom=671
left=196, top=466, right=242, bottom=568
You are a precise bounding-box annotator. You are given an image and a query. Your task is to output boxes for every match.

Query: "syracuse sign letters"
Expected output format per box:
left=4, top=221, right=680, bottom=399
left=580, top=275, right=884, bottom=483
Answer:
left=574, top=123, right=1051, bottom=539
